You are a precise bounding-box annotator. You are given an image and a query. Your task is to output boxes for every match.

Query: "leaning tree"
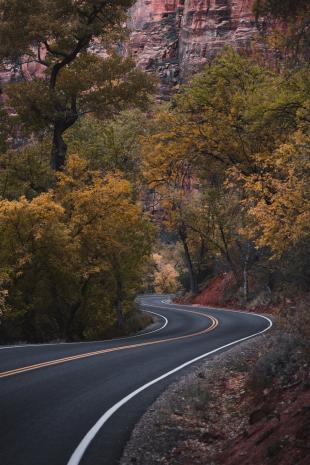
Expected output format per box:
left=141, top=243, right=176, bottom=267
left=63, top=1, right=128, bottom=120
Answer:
left=0, top=0, right=154, bottom=170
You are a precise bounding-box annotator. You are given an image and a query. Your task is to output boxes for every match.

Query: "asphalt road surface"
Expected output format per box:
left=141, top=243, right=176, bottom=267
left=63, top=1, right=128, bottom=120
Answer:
left=0, top=295, right=272, bottom=465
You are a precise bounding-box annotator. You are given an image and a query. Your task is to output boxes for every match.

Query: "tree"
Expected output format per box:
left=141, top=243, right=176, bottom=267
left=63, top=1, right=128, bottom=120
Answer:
left=55, top=155, right=154, bottom=332
left=0, top=155, right=154, bottom=342
left=141, top=120, right=206, bottom=294
left=173, top=48, right=307, bottom=178
left=65, top=109, right=151, bottom=194
left=0, top=141, right=52, bottom=200
left=241, top=131, right=310, bottom=258
left=142, top=48, right=306, bottom=194
left=141, top=49, right=310, bottom=299
left=141, top=111, right=197, bottom=293
left=0, top=193, right=72, bottom=341
left=0, top=107, right=12, bottom=153
left=254, top=0, right=310, bottom=65
left=57, top=156, right=154, bottom=328
left=153, top=253, right=180, bottom=294
left=0, top=0, right=154, bottom=170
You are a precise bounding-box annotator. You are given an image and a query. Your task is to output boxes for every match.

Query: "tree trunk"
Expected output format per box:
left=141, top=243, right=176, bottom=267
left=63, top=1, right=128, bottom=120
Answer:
left=115, top=276, right=125, bottom=328
left=65, top=278, right=90, bottom=340
left=51, top=124, right=67, bottom=171
left=243, top=244, right=250, bottom=302
left=179, top=224, right=198, bottom=294
left=218, top=223, right=240, bottom=284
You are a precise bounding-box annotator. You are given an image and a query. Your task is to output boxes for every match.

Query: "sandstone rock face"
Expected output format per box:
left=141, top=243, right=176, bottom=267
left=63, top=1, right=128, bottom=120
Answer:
left=129, top=0, right=258, bottom=96
left=0, top=51, right=46, bottom=87
left=0, top=1, right=258, bottom=98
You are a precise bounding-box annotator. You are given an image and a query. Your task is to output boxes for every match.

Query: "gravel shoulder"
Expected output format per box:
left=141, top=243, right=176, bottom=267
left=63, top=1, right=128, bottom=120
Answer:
left=121, top=331, right=309, bottom=465
left=121, top=335, right=266, bottom=465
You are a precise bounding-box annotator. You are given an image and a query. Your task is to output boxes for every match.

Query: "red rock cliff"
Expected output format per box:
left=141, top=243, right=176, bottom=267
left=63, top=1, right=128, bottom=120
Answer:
left=0, top=1, right=258, bottom=98
left=129, top=0, right=258, bottom=96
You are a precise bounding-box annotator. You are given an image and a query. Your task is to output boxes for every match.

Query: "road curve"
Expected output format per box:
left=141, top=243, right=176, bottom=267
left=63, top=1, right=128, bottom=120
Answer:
left=0, top=295, right=272, bottom=465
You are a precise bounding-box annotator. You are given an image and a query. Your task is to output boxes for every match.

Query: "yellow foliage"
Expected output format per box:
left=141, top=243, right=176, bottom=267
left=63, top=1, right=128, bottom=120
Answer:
left=153, top=253, right=180, bottom=294
left=242, top=131, right=310, bottom=256
left=0, top=155, right=154, bottom=342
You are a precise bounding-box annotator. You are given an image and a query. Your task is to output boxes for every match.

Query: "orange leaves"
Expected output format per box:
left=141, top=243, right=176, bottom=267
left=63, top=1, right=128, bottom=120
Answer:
left=0, top=194, right=65, bottom=249
left=241, top=131, right=310, bottom=256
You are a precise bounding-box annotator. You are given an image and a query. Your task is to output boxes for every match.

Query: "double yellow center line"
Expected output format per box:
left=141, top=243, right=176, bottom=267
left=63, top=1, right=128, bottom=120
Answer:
left=0, top=310, right=218, bottom=379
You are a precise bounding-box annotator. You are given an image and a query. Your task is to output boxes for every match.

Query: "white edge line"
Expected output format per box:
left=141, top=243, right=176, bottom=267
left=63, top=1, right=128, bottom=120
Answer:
left=149, top=299, right=275, bottom=322
left=0, top=310, right=168, bottom=351
left=67, top=311, right=272, bottom=465
left=140, top=310, right=168, bottom=334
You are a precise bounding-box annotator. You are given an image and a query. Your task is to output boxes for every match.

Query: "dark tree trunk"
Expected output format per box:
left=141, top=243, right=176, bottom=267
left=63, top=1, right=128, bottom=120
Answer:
left=115, top=276, right=125, bottom=328
left=179, top=224, right=198, bottom=294
left=218, top=223, right=240, bottom=284
left=65, top=302, right=81, bottom=341
left=64, top=278, right=90, bottom=341
left=51, top=124, right=68, bottom=171
left=243, top=243, right=250, bottom=302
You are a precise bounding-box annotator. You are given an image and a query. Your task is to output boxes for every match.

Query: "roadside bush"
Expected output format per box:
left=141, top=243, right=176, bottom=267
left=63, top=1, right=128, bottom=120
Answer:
left=279, top=299, right=310, bottom=361
left=246, top=334, right=304, bottom=393
left=183, top=380, right=214, bottom=415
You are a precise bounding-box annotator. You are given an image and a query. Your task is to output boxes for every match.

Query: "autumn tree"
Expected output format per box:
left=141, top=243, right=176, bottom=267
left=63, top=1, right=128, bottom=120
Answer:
left=240, top=131, right=310, bottom=257
left=142, top=48, right=306, bottom=198
left=0, top=155, right=154, bottom=342
left=142, top=48, right=310, bottom=298
left=0, top=0, right=154, bottom=170
left=141, top=111, right=203, bottom=293
left=0, top=193, right=72, bottom=341
left=0, top=141, right=52, bottom=200
left=55, top=156, right=154, bottom=330
left=153, top=253, right=180, bottom=294
left=173, top=48, right=309, bottom=177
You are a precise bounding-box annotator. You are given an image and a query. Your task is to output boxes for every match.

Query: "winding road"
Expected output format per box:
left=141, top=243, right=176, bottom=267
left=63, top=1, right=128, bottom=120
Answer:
left=0, top=295, right=272, bottom=465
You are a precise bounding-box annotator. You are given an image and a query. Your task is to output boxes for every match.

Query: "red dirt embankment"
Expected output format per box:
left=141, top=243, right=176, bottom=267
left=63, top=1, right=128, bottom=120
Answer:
left=121, top=334, right=310, bottom=465
left=175, top=273, right=235, bottom=306
left=219, top=374, right=310, bottom=465
left=176, top=273, right=279, bottom=315
left=192, top=274, right=234, bottom=306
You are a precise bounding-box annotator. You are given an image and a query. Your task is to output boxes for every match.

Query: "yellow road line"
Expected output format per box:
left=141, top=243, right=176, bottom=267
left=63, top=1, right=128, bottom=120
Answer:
left=0, top=310, right=218, bottom=379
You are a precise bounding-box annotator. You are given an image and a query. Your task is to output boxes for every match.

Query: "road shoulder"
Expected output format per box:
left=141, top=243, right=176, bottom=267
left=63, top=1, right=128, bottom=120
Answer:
left=121, top=331, right=309, bottom=465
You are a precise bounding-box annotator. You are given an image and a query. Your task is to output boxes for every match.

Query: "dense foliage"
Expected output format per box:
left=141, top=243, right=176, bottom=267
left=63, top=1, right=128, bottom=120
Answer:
left=141, top=48, right=310, bottom=299
left=254, top=0, right=310, bottom=65
left=0, top=155, right=153, bottom=342
left=0, top=0, right=154, bottom=169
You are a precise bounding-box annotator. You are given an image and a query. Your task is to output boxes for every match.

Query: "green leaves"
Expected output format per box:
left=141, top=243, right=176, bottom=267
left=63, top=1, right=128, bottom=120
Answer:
left=0, top=142, right=52, bottom=200
left=0, top=0, right=154, bottom=169
left=0, top=0, right=136, bottom=61
left=65, top=110, right=151, bottom=191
